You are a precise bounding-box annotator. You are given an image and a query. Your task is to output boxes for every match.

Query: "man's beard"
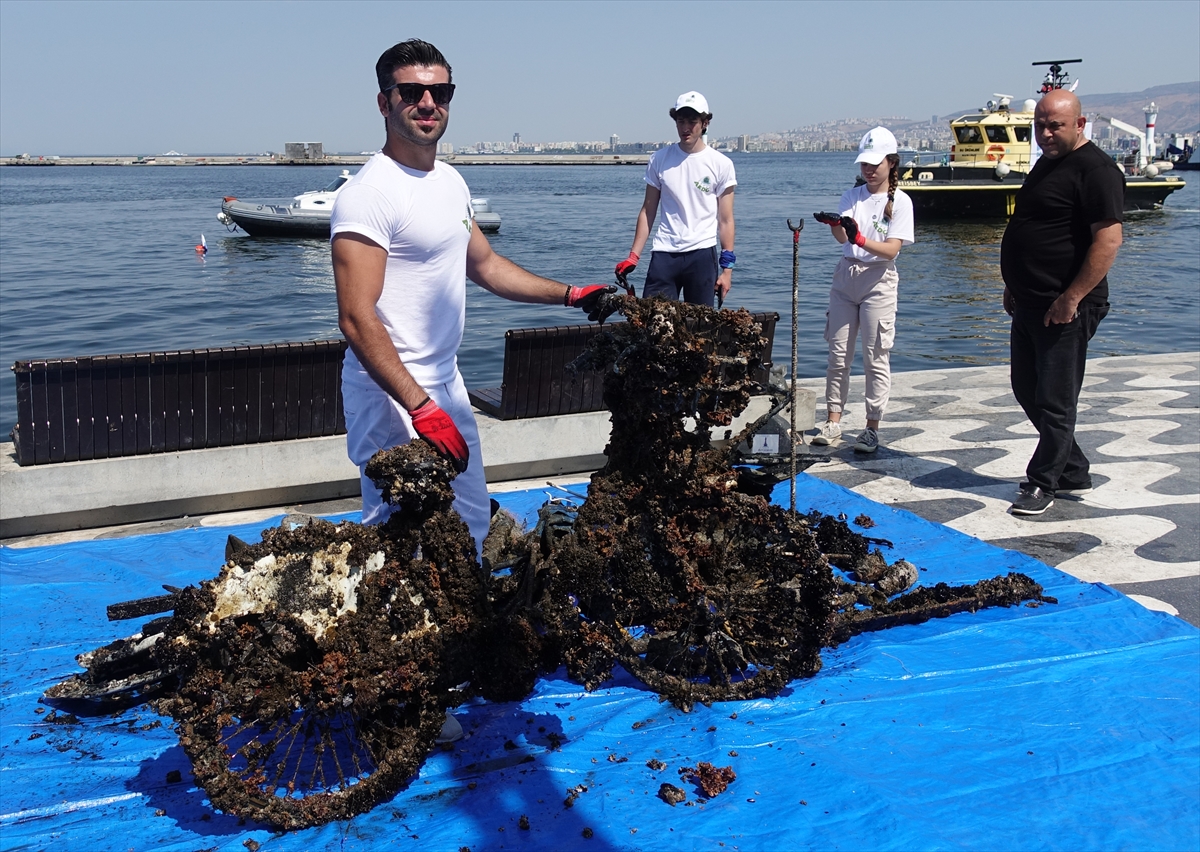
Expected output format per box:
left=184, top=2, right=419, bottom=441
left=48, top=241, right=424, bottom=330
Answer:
left=388, top=107, right=447, bottom=147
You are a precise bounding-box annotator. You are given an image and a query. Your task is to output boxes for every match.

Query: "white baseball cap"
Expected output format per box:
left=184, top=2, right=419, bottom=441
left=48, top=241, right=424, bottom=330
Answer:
left=855, top=127, right=898, bottom=164
left=672, top=91, right=710, bottom=115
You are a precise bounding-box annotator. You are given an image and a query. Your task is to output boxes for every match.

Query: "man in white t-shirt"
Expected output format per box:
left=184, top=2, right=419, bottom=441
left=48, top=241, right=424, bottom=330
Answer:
left=331, top=39, right=615, bottom=564
left=614, top=92, right=737, bottom=307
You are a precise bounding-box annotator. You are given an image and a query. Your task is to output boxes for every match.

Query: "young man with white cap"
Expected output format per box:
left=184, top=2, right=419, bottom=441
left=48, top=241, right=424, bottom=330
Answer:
left=811, top=126, right=914, bottom=453
left=614, top=92, right=737, bottom=306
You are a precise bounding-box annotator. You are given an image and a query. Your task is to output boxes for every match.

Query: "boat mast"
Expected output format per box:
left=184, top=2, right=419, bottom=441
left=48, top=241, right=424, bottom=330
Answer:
left=1032, top=59, right=1081, bottom=93
left=1028, top=59, right=1082, bottom=169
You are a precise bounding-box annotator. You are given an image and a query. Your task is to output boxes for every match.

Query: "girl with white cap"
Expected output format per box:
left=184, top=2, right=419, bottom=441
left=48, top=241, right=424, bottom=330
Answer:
left=811, top=127, right=914, bottom=453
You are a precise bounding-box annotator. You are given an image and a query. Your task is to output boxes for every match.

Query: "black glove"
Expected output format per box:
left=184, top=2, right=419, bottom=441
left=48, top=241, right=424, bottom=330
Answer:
left=813, top=211, right=842, bottom=227
left=840, top=216, right=866, bottom=247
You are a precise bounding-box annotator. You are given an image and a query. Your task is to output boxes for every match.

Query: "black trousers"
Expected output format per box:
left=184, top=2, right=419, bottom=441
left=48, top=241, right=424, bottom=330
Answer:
left=643, top=246, right=719, bottom=306
left=1009, top=303, right=1108, bottom=492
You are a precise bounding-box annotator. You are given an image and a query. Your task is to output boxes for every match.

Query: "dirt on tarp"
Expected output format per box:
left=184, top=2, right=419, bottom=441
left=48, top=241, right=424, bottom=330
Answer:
left=43, top=297, right=1054, bottom=830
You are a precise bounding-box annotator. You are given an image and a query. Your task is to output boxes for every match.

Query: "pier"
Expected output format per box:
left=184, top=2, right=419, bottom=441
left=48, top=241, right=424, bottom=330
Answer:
left=3, top=353, right=1195, bottom=626
left=2, top=354, right=1197, bottom=850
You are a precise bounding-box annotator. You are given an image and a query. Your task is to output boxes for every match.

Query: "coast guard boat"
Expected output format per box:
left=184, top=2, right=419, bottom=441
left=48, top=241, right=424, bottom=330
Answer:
left=898, top=60, right=1185, bottom=218
left=217, top=170, right=501, bottom=237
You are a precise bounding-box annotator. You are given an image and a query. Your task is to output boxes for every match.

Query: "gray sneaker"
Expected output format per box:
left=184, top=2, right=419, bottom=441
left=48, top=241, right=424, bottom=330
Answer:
left=812, top=420, right=842, bottom=446
left=854, top=428, right=879, bottom=453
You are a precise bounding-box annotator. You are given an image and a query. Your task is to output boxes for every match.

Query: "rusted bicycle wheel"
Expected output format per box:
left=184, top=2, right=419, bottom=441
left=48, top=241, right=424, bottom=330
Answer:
left=553, top=484, right=837, bottom=711
left=151, top=444, right=486, bottom=830
left=149, top=519, right=453, bottom=829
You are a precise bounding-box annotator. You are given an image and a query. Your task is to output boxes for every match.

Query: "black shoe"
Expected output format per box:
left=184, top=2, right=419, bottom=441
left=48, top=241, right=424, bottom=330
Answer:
left=1010, top=486, right=1054, bottom=516
left=1057, top=479, right=1093, bottom=497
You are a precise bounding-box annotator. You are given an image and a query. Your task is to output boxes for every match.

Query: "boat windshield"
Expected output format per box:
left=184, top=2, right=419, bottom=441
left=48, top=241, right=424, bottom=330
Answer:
left=955, top=126, right=983, bottom=144
left=985, top=126, right=1011, bottom=143
left=1013, top=126, right=1031, bottom=143
left=322, top=175, right=350, bottom=193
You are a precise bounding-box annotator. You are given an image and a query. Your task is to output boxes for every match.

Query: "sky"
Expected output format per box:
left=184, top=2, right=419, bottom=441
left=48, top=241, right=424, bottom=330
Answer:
left=1, top=0, right=1198, bottom=156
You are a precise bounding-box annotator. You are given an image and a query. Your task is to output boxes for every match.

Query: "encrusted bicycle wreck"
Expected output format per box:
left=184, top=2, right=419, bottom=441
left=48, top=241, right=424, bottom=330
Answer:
left=44, top=297, right=1052, bottom=830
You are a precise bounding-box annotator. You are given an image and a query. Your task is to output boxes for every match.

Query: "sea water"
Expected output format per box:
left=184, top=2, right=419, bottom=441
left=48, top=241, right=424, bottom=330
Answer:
left=1, top=154, right=1197, bottom=436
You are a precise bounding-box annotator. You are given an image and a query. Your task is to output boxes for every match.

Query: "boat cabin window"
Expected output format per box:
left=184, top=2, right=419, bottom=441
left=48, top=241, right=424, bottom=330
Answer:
left=955, top=126, right=983, bottom=144
left=1013, top=126, right=1031, bottom=143
left=985, top=126, right=1011, bottom=143
left=323, top=175, right=350, bottom=192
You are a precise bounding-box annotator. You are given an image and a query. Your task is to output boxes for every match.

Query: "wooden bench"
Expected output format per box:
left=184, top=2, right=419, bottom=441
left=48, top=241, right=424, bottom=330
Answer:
left=468, top=312, right=780, bottom=421
left=10, top=341, right=348, bottom=466
left=10, top=311, right=780, bottom=465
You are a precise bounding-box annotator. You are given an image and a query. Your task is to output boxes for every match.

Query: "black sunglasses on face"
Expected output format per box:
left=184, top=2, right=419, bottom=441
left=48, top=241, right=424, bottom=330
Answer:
left=382, top=82, right=456, bottom=106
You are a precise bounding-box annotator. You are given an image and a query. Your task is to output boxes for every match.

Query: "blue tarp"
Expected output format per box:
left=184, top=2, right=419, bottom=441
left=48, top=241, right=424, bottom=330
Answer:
left=2, top=474, right=1197, bottom=851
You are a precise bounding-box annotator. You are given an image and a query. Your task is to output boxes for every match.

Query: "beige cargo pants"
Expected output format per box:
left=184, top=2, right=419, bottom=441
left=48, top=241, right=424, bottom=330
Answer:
left=823, top=257, right=899, bottom=423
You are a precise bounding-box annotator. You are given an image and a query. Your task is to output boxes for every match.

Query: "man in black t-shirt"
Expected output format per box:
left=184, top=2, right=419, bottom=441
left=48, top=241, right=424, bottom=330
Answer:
left=1000, top=89, right=1125, bottom=516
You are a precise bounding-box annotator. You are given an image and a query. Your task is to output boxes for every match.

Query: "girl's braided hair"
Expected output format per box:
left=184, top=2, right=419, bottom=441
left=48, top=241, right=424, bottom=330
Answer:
left=884, top=154, right=900, bottom=222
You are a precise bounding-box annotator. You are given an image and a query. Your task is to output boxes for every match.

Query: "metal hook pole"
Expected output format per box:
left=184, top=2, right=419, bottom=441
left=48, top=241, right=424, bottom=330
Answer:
left=786, top=219, right=804, bottom=516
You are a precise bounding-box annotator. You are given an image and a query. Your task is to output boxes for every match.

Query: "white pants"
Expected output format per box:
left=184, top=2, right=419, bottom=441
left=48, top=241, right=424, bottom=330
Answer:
left=341, top=370, right=489, bottom=564
left=824, top=258, right=898, bottom=423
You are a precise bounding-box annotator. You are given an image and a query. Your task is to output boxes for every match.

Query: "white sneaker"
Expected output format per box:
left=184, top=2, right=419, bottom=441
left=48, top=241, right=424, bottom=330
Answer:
left=854, top=428, right=879, bottom=453
left=436, top=712, right=463, bottom=744
left=812, top=421, right=842, bottom=446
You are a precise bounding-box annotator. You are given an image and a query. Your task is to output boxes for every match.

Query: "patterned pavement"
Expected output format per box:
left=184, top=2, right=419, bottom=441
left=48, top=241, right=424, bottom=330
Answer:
left=799, top=352, right=1200, bottom=626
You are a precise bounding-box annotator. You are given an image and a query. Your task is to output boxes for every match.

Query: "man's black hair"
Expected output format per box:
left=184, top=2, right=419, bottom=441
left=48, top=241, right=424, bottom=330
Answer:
left=375, top=39, right=452, bottom=91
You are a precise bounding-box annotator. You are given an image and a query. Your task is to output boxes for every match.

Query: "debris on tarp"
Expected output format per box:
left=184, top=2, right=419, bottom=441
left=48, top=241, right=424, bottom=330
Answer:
left=43, top=298, right=1051, bottom=830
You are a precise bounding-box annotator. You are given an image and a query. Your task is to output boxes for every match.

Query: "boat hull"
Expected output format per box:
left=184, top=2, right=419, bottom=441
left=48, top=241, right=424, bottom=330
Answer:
left=900, top=169, right=1186, bottom=219
left=221, top=200, right=331, bottom=238
left=221, top=200, right=501, bottom=237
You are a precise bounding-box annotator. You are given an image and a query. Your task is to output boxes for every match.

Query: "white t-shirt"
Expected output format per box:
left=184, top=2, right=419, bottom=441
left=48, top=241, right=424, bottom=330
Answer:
left=839, top=183, right=915, bottom=262
left=645, top=144, right=737, bottom=253
left=331, top=153, right=474, bottom=387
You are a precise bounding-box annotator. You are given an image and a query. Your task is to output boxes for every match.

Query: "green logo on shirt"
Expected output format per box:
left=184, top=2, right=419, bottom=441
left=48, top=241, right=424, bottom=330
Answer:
left=463, top=204, right=473, bottom=233
left=694, top=176, right=713, bottom=194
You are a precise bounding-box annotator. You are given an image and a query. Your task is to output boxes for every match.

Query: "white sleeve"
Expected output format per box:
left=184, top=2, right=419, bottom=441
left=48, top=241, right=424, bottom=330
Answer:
left=838, top=186, right=858, bottom=218
left=888, top=191, right=915, bottom=246
left=644, top=154, right=661, bottom=189
left=719, top=156, right=737, bottom=194
left=330, top=183, right=395, bottom=250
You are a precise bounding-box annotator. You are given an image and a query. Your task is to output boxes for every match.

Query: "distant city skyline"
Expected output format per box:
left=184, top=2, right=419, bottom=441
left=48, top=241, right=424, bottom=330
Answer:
left=2, top=0, right=1199, bottom=157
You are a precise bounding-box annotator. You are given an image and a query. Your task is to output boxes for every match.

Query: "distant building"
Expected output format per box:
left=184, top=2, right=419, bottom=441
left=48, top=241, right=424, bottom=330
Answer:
left=284, top=142, right=324, bottom=160
left=513, top=132, right=521, bottom=145
left=610, top=134, right=619, bottom=151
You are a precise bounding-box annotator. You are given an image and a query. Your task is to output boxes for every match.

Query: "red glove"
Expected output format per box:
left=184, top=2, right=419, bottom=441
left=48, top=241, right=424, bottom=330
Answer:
left=409, top=398, right=469, bottom=472
left=813, top=211, right=842, bottom=227
left=840, top=216, right=867, bottom=248
left=565, top=284, right=621, bottom=322
left=614, top=251, right=639, bottom=278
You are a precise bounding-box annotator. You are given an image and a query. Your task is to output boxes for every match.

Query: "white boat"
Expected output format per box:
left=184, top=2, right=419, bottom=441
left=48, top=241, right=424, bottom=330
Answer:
left=217, top=170, right=501, bottom=237
left=470, top=198, right=501, bottom=233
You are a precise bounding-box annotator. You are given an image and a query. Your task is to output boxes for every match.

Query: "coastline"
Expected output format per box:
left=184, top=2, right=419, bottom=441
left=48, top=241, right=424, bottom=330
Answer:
left=0, top=153, right=655, bottom=167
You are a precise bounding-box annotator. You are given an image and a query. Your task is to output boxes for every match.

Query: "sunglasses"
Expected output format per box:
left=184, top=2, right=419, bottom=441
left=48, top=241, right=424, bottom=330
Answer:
left=382, top=82, right=456, bottom=106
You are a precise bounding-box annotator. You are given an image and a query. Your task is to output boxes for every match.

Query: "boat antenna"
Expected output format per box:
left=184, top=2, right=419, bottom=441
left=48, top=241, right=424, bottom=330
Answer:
left=1032, top=59, right=1081, bottom=93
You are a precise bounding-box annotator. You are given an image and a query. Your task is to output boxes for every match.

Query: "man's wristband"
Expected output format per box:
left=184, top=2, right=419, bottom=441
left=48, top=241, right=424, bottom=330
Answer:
left=408, top=396, right=432, bottom=414
left=719, top=250, right=736, bottom=269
